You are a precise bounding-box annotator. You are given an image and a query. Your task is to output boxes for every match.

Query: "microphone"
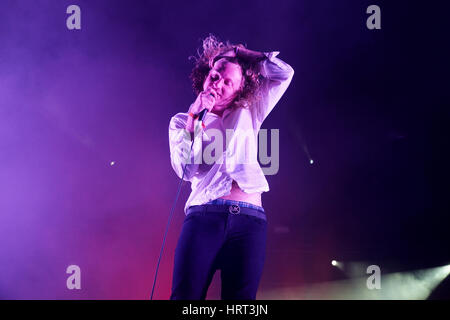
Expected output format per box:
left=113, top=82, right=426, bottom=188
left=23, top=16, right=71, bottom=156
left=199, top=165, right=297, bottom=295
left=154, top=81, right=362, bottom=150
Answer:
left=197, top=92, right=215, bottom=121
left=198, top=108, right=208, bottom=121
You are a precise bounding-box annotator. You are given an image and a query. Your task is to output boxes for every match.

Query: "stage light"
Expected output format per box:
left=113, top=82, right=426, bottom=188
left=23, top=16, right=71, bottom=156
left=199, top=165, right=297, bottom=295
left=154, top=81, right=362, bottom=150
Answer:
left=110, top=161, right=115, bottom=166
left=259, top=263, right=450, bottom=300
left=331, top=260, right=344, bottom=270
left=310, top=159, right=314, bottom=164
left=443, top=264, right=450, bottom=273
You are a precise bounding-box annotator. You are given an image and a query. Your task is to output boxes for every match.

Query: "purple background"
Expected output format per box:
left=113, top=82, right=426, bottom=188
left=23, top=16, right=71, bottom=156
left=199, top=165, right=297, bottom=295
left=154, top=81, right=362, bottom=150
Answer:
left=0, top=0, right=448, bottom=299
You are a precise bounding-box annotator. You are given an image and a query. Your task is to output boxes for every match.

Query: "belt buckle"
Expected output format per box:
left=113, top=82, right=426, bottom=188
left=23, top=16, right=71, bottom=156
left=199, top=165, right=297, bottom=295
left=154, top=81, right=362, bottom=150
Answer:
left=229, top=204, right=240, bottom=214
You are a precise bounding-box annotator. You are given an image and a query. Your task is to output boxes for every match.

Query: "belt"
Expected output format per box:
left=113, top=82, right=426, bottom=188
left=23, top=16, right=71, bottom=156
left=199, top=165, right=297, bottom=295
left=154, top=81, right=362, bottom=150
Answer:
left=187, top=203, right=267, bottom=221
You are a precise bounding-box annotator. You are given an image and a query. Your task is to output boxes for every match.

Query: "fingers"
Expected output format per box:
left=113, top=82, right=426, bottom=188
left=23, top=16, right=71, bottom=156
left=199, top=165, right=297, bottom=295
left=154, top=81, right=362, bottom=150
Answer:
left=189, top=88, right=217, bottom=116
left=190, top=90, right=215, bottom=114
left=221, top=48, right=236, bottom=58
left=201, top=92, right=215, bottom=111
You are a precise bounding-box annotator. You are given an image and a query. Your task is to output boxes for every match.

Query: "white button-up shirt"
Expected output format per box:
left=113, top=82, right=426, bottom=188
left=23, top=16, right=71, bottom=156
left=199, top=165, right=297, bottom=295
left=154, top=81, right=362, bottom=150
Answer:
left=169, top=52, right=294, bottom=213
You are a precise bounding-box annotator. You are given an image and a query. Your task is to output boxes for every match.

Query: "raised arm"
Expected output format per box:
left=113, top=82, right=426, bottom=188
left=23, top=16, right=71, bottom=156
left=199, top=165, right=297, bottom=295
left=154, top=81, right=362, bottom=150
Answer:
left=234, top=47, right=295, bottom=125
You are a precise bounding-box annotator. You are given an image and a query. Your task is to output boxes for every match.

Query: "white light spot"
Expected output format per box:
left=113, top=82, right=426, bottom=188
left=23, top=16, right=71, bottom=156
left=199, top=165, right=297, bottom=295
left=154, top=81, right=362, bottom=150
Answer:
left=110, top=161, right=115, bottom=166
left=310, top=159, right=314, bottom=164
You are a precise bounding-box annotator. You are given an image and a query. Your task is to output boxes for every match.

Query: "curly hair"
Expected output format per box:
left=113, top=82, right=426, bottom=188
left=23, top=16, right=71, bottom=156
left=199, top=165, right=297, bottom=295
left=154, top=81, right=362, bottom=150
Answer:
left=189, top=35, right=262, bottom=109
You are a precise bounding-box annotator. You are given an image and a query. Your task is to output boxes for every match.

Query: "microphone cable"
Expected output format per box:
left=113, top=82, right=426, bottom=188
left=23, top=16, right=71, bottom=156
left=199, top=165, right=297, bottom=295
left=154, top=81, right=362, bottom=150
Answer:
left=150, top=109, right=207, bottom=300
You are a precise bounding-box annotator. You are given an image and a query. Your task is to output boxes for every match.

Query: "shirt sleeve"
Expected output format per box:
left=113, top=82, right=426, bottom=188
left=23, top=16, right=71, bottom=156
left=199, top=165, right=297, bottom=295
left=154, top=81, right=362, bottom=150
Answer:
left=251, top=51, right=294, bottom=126
left=168, top=112, right=203, bottom=181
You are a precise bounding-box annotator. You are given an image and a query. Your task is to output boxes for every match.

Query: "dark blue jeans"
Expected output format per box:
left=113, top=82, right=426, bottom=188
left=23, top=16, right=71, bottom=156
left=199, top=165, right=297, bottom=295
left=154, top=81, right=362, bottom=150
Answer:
left=170, top=202, right=267, bottom=300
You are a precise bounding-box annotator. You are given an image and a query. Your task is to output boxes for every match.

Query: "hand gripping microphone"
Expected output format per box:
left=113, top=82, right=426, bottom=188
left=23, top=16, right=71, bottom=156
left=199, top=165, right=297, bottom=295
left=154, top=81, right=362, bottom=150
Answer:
left=197, top=92, right=215, bottom=121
